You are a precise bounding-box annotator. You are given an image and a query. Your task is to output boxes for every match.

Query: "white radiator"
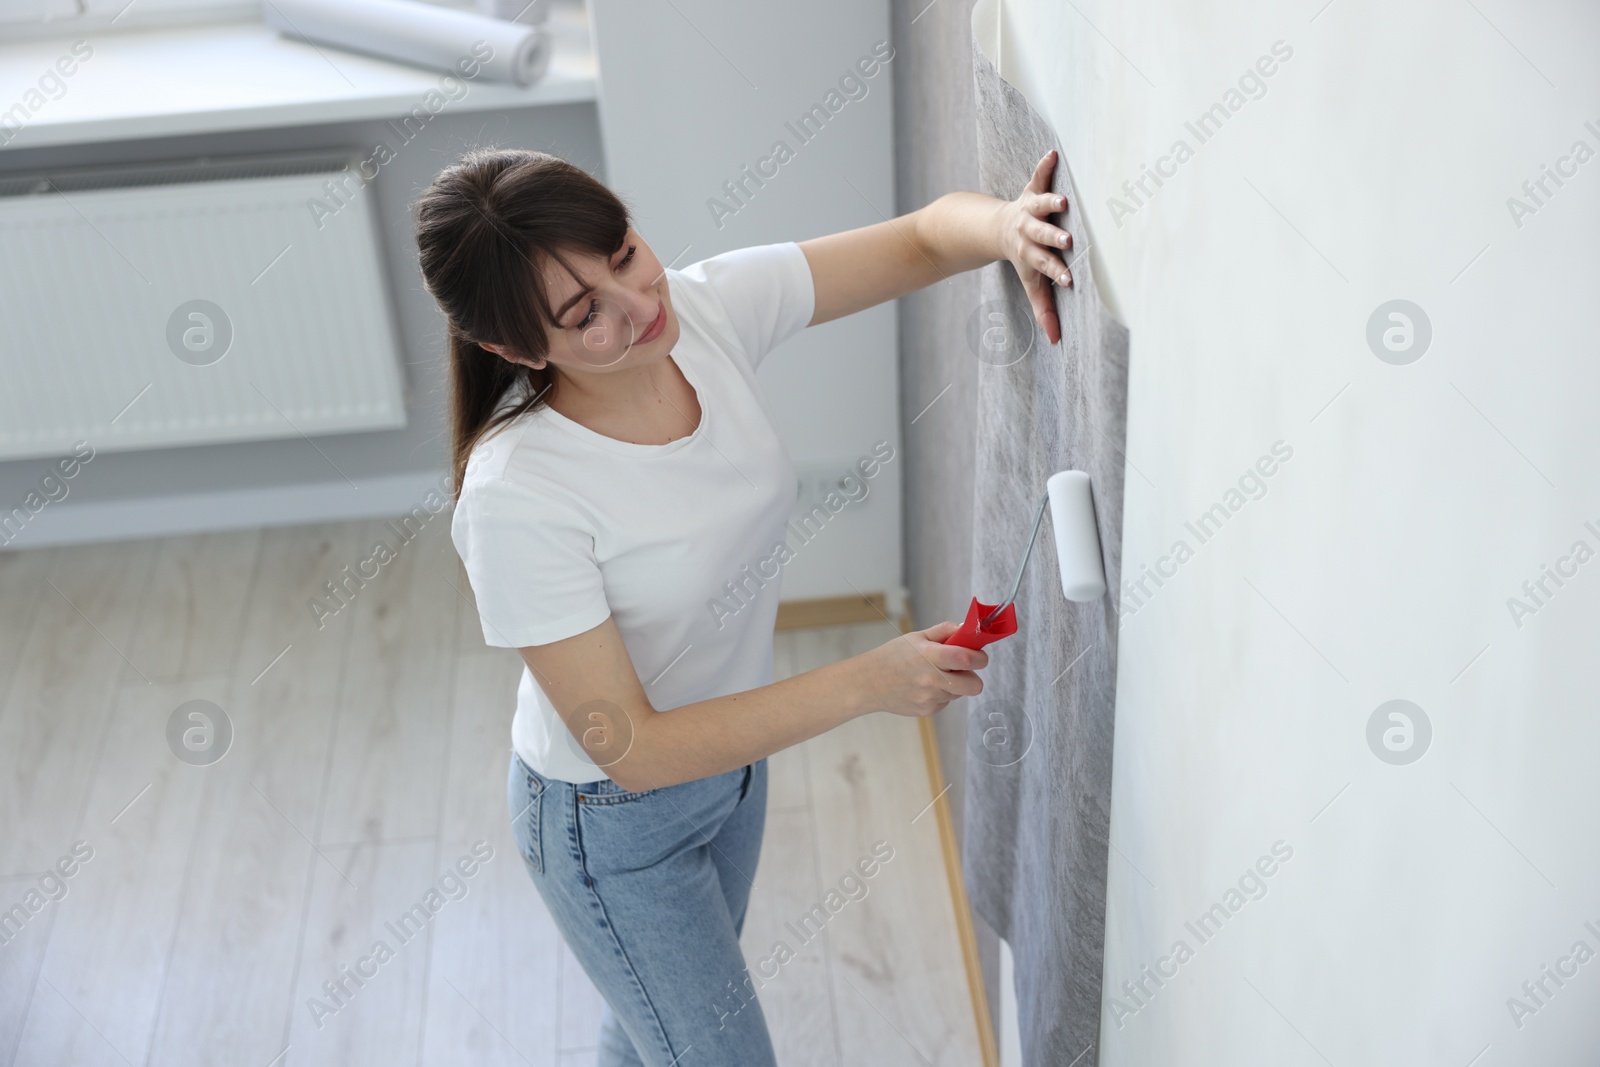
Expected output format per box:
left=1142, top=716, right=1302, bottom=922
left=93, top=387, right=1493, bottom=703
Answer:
left=0, top=151, right=408, bottom=462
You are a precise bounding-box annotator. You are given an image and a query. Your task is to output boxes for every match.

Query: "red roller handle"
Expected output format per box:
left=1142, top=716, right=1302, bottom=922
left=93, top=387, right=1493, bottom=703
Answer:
left=942, top=596, right=1019, bottom=650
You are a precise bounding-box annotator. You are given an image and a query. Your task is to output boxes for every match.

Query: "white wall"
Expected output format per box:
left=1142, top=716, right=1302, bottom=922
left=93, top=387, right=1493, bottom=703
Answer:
left=1, top=3, right=903, bottom=611
left=588, top=0, right=902, bottom=604
left=976, top=0, right=1600, bottom=1063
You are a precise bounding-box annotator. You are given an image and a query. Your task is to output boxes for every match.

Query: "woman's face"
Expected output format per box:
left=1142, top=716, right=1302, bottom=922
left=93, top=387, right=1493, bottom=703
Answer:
left=536, top=227, right=678, bottom=373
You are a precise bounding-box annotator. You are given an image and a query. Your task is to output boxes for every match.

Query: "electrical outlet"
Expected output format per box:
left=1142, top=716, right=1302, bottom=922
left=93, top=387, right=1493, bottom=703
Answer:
left=791, top=462, right=874, bottom=517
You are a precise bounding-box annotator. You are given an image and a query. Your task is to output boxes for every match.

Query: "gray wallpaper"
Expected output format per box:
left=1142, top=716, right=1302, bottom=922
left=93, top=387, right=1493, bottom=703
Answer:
left=958, top=38, right=1129, bottom=1067
left=887, top=0, right=1000, bottom=1014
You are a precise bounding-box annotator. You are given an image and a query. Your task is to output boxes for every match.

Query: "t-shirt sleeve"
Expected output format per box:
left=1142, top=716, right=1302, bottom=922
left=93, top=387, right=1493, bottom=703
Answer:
left=677, top=241, right=816, bottom=372
left=451, top=478, right=611, bottom=648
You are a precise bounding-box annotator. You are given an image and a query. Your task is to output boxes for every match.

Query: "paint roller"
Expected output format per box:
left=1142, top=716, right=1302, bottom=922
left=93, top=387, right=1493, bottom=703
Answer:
left=943, top=470, right=1107, bottom=650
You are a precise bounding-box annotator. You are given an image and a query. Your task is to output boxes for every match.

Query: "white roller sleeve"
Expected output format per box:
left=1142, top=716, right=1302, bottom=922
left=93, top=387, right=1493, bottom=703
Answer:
left=263, top=0, right=551, bottom=86
left=1047, top=470, right=1107, bottom=602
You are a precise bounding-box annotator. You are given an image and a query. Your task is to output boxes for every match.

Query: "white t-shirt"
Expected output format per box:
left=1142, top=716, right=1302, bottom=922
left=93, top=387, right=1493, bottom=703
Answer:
left=451, top=241, right=816, bottom=783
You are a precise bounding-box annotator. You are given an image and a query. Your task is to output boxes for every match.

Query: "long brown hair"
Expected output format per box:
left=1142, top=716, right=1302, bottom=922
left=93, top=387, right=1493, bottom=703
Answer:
left=412, top=148, right=631, bottom=496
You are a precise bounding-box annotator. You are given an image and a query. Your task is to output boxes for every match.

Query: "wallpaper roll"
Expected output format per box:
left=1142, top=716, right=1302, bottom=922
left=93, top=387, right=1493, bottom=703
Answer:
left=962, top=37, right=1129, bottom=1067
left=264, top=0, right=552, bottom=86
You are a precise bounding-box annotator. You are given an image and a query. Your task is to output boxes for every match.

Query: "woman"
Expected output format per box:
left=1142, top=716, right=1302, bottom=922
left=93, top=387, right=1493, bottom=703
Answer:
left=414, top=145, right=1073, bottom=1066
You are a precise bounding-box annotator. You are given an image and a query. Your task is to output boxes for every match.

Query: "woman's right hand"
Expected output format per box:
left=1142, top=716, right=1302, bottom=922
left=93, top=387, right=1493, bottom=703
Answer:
left=855, top=621, right=989, bottom=718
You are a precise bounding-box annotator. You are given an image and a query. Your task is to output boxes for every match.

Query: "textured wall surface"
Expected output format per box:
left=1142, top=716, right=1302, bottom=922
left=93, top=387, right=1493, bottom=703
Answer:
left=887, top=0, right=997, bottom=1001
left=959, top=38, right=1128, bottom=1065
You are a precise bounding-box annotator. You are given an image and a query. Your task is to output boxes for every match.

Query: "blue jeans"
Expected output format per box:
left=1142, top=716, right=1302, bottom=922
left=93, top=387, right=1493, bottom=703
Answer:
left=507, top=751, right=777, bottom=1067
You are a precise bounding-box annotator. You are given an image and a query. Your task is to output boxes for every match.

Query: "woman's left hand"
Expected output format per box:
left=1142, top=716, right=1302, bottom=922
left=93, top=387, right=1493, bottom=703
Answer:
left=994, top=149, right=1074, bottom=346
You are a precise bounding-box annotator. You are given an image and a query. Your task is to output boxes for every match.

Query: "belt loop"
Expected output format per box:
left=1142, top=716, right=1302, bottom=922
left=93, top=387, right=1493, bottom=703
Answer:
left=739, top=762, right=752, bottom=801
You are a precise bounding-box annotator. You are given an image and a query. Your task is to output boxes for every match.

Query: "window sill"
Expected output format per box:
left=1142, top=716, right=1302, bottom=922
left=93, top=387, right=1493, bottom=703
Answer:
left=0, top=1, right=596, bottom=152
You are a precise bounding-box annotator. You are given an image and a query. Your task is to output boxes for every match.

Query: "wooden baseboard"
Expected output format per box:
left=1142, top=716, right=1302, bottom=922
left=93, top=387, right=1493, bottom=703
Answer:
left=897, top=603, right=1001, bottom=1067
left=774, top=592, right=890, bottom=631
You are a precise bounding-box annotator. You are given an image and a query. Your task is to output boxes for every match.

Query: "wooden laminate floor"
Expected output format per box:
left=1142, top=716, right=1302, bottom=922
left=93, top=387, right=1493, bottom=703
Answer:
left=0, top=517, right=982, bottom=1066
